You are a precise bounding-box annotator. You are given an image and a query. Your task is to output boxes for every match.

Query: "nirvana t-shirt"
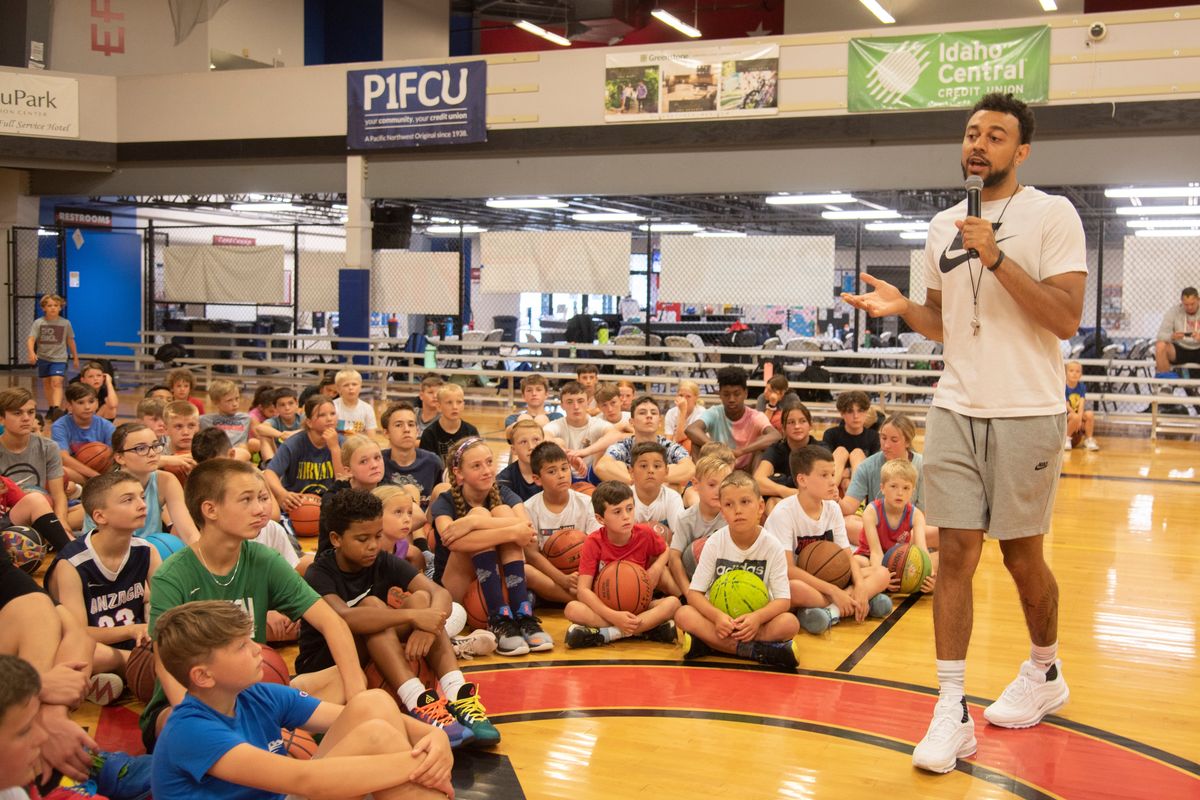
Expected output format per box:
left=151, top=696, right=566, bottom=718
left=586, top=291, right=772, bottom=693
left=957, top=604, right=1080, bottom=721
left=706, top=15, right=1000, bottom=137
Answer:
left=428, top=485, right=523, bottom=581
left=266, top=432, right=339, bottom=495
left=523, top=490, right=601, bottom=548
left=762, top=495, right=850, bottom=559
left=296, top=549, right=419, bottom=674
left=925, top=186, right=1087, bottom=417
left=381, top=448, right=443, bottom=507
left=419, top=419, right=480, bottom=464
left=689, top=526, right=790, bottom=601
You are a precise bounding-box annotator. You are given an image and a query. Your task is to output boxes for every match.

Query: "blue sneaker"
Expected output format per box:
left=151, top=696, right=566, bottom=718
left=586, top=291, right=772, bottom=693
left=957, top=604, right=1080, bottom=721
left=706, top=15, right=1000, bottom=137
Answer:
left=90, top=751, right=153, bottom=800
left=868, top=593, right=894, bottom=618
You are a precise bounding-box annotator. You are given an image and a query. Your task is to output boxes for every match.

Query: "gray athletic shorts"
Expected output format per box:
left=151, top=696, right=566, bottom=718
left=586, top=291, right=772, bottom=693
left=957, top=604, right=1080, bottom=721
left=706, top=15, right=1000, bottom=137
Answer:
left=923, top=406, right=1065, bottom=540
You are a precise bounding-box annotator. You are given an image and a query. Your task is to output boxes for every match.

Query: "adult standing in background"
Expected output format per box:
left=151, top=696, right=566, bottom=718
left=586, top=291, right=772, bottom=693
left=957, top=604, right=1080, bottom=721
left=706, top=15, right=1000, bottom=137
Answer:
left=843, top=93, right=1086, bottom=775
left=1154, top=286, right=1200, bottom=374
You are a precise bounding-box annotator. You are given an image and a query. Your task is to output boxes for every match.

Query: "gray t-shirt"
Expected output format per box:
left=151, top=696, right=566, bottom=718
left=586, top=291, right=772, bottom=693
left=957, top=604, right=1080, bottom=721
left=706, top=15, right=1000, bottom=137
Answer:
left=30, top=317, right=74, bottom=362
left=0, top=436, right=65, bottom=494
left=1157, top=305, right=1200, bottom=351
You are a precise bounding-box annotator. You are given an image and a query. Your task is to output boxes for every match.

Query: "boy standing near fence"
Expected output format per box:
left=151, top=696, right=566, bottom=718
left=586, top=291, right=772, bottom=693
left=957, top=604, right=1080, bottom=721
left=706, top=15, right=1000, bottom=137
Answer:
left=26, top=294, right=79, bottom=419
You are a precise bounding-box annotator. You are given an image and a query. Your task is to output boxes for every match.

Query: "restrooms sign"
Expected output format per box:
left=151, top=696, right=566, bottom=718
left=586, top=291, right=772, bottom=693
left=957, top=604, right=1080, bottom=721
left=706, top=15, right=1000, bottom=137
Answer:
left=346, top=61, right=487, bottom=150
left=0, top=72, right=79, bottom=139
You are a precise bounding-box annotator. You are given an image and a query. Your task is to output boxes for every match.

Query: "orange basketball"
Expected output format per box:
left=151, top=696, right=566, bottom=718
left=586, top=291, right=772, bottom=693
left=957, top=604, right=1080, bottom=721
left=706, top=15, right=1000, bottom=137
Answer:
left=572, top=482, right=596, bottom=496
left=595, top=560, right=652, bottom=614
left=462, top=579, right=507, bottom=630
left=796, top=540, right=852, bottom=589
left=281, top=728, right=317, bottom=759
left=289, top=495, right=322, bottom=537
left=75, top=441, right=113, bottom=472
left=650, top=522, right=673, bottom=547
left=125, top=640, right=157, bottom=704
left=542, top=528, right=586, bottom=573
left=259, top=644, right=291, bottom=686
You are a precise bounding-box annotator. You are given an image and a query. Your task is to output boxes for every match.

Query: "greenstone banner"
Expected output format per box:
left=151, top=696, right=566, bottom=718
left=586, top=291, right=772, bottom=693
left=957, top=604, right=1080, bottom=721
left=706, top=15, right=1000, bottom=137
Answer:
left=848, top=26, right=1049, bottom=112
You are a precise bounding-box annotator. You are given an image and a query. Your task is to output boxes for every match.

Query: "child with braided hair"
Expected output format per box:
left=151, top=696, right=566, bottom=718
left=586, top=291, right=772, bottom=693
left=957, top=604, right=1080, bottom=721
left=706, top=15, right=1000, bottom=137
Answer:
left=429, top=437, right=552, bottom=657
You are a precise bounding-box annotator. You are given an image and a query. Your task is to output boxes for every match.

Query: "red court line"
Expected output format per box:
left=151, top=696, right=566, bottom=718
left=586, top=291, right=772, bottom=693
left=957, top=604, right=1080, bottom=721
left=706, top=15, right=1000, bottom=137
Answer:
left=471, top=663, right=1197, bottom=800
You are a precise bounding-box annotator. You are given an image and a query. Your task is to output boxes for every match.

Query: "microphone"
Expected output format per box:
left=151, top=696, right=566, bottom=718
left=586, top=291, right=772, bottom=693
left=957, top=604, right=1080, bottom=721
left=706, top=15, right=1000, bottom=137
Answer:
left=965, top=175, right=983, bottom=257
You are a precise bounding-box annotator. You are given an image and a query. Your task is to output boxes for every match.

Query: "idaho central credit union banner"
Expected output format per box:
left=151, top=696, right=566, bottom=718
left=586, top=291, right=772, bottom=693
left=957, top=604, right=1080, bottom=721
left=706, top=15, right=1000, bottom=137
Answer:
left=346, top=61, right=487, bottom=149
left=847, top=26, right=1049, bottom=112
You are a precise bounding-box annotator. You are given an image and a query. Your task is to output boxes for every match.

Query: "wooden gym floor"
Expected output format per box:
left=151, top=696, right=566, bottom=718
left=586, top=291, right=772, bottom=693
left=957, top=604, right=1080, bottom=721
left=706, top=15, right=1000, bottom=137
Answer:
left=64, top=401, right=1198, bottom=800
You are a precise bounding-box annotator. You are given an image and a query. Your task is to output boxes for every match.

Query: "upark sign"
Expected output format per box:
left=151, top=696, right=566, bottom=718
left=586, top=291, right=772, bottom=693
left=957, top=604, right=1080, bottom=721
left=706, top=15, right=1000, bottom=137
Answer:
left=0, top=72, right=78, bottom=138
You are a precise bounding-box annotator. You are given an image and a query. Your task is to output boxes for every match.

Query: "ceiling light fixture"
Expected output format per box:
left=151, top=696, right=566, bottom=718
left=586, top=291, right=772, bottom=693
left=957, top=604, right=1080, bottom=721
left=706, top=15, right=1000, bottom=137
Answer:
left=1134, top=229, right=1200, bottom=238
left=651, top=8, right=702, bottom=38
left=426, top=225, right=486, bottom=235
left=1105, top=186, right=1200, bottom=199
left=572, top=212, right=644, bottom=222
left=638, top=222, right=703, bottom=232
left=899, top=231, right=928, bottom=240
left=1114, top=206, right=1200, bottom=216
left=1125, top=219, right=1200, bottom=229
left=822, top=209, right=901, bottom=220
left=485, top=197, right=568, bottom=209
left=865, top=221, right=930, bottom=231
left=765, top=193, right=858, bottom=206
left=858, top=0, right=896, bottom=24
left=693, top=230, right=747, bottom=237
left=231, top=202, right=305, bottom=212
left=513, top=20, right=572, bottom=47
left=1039, top=0, right=1058, bottom=11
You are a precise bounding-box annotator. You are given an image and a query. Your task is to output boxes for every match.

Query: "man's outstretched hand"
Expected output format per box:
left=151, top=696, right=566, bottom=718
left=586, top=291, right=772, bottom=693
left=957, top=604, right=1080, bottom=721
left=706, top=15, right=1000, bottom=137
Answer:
left=841, top=273, right=907, bottom=318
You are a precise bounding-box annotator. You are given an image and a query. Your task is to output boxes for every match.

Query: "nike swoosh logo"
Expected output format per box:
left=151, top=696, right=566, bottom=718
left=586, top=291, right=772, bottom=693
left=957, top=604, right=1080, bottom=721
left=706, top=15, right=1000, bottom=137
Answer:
left=939, top=230, right=1017, bottom=273
left=346, top=589, right=371, bottom=608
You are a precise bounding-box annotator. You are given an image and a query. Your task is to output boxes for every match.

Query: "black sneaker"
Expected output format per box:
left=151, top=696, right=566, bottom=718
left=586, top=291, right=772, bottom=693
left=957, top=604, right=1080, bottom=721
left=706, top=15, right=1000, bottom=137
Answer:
left=681, top=632, right=711, bottom=660
left=488, top=613, right=530, bottom=657
left=750, top=640, right=800, bottom=670
left=515, top=613, right=554, bottom=652
left=642, top=620, right=677, bottom=644
left=565, top=624, right=605, bottom=649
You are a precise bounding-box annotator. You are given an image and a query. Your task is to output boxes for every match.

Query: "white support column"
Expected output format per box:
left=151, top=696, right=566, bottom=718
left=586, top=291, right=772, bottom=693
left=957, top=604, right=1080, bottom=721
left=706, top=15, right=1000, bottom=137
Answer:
left=345, top=155, right=372, bottom=269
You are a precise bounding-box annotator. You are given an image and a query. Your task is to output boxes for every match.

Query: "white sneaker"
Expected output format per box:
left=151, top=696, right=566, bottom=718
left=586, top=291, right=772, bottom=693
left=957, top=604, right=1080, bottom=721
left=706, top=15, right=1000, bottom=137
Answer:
left=912, top=696, right=977, bottom=774
left=1063, top=437, right=1072, bottom=451
left=452, top=629, right=498, bottom=660
left=983, top=659, right=1069, bottom=729
left=1084, top=437, right=1100, bottom=451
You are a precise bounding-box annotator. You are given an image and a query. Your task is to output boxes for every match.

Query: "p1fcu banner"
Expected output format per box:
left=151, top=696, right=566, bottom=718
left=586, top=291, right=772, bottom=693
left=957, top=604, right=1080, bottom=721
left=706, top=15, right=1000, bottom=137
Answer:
left=0, top=72, right=78, bottom=138
left=346, top=61, right=487, bottom=149
left=847, top=26, right=1049, bottom=112
left=605, top=45, right=778, bottom=122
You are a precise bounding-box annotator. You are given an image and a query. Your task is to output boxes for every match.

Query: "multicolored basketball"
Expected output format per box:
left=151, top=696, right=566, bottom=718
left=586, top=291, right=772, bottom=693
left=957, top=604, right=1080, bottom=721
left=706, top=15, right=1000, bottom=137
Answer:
left=281, top=728, right=318, bottom=759
left=75, top=441, right=113, bottom=472
left=289, top=494, right=323, bottom=537
left=125, top=640, right=157, bottom=704
left=707, top=569, right=771, bottom=618
left=572, top=482, right=596, bottom=496
left=681, top=534, right=709, bottom=578
left=650, top=522, right=673, bottom=548
left=542, top=528, right=586, bottom=573
left=885, top=542, right=933, bottom=594
left=259, top=644, right=291, bottom=686
left=462, top=579, right=508, bottom=630
left=1, top=526, right=45, bottom=575
left=796, top=540, right=852, bottom=588
left=595, top=560, right=652, bottom=614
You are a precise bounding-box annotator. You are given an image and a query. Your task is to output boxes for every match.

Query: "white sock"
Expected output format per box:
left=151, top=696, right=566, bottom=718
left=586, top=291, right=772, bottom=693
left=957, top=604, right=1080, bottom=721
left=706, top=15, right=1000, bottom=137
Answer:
left=600, top=626, right=625, bottom=643
left=398, top=678, right=426, bottom=711
left=1030, top=641, right=1058, bottom=671
left=439, top=669, right=466, bottom=700
left=936, top=659, right=966, bottom=703
left=825, top=603, right=841, bottom=623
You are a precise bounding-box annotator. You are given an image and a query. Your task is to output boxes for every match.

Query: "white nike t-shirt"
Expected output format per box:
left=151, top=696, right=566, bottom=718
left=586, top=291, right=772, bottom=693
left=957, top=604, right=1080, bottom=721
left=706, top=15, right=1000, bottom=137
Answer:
left=924, top=186, right=1087, bottom=417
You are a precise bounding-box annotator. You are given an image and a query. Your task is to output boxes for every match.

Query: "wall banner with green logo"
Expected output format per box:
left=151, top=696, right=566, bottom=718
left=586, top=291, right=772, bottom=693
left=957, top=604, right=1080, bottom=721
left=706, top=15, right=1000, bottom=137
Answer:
left=848, top=26, right=1049, bottom=112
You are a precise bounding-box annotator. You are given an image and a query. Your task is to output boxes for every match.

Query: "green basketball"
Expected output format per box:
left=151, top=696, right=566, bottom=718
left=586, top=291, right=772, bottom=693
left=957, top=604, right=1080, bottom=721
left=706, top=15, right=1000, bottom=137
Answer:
left=707, top=569, right=770, bottom=617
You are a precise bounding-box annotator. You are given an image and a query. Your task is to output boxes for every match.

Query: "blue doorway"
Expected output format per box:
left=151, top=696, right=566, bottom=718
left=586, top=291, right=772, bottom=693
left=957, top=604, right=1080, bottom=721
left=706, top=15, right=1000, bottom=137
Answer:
left=63, top=229, right=141, bottom=357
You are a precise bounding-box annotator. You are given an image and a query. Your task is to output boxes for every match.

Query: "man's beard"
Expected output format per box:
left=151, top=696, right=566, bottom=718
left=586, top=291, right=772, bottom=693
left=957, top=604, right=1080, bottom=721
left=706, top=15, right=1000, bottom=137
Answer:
left=961, top=158, right=1014, bottom=189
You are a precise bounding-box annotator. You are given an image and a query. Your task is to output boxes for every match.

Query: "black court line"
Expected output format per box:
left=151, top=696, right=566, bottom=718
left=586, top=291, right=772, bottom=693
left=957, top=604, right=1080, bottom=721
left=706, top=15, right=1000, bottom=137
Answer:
left=835, top=592, right=924, bottom=673
left=463, top=659, right=1200, bottom=777
left=1060, top=471, right=1198, bottom=486
left=490, top=707, right=1055, bottom=800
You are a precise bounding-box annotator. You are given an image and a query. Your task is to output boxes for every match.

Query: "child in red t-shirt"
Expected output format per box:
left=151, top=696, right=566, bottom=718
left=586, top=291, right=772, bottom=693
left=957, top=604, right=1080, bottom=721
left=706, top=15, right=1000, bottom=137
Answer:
left=563, top=481, right=680, bottom=649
